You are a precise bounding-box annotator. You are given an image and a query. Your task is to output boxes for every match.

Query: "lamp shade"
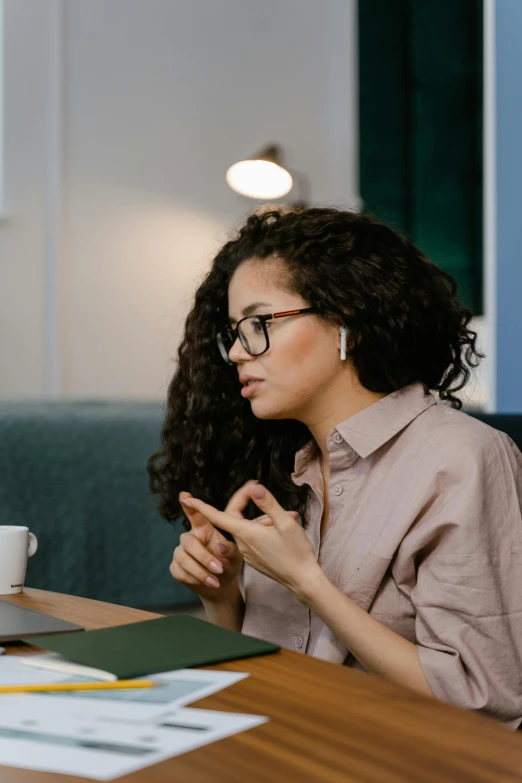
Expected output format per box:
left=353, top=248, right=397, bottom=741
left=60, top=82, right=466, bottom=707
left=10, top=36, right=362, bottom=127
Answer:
left=226, top=144, right=293, bottom=199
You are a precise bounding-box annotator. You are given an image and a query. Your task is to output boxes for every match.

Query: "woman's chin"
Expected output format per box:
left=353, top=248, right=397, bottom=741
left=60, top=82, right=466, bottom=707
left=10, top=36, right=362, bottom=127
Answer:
left=250, top=399, right=289, bottom=420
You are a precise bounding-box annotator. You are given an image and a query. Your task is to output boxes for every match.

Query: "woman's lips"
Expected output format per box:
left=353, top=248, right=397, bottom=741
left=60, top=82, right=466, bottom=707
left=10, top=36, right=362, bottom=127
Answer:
left=241, top=380, right=264, bottom=398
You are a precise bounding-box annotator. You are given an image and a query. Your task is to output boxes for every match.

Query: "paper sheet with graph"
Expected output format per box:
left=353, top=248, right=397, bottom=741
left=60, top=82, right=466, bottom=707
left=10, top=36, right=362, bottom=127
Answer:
left=0, top=656, right=267, bottom=780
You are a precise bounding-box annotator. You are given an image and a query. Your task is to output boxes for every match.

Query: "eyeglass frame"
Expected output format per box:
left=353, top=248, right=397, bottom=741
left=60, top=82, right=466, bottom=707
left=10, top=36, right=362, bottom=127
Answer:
left=216, top=307, right=317, bottom=365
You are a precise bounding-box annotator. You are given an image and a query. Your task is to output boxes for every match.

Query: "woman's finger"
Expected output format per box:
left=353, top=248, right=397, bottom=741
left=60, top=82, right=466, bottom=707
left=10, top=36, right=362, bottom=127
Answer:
left=248, top=484, right=293, bottom=529
left=173, top=546, right=221, bottom=588
left=254, top=514, right=273, bottom=526
left=180, top=532, right=225, bottom=576
left=255, top=510, right=299, bottom=526
left=179, top=491, right=214, bottom=538
left=225, top=480, right=260, bottom=519
left=180, top=498, right=246, bottom=537
left=170, top=559, right=202, bottom=587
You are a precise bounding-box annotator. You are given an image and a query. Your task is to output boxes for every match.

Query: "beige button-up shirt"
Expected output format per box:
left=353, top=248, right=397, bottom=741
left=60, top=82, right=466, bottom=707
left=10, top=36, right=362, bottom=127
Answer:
left=240, top=383, right=522, bottom=728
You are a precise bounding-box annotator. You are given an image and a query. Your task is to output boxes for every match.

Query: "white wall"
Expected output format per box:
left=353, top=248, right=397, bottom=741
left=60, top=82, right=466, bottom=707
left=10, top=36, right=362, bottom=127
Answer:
left=0, top=1, right=51, bottom=395
left=0, top=0, right=359, bottom=399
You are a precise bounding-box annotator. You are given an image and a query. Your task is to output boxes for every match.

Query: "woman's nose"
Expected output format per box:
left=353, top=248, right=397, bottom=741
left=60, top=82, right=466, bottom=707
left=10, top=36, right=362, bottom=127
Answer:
left=228, top=336, right=251, bottom=364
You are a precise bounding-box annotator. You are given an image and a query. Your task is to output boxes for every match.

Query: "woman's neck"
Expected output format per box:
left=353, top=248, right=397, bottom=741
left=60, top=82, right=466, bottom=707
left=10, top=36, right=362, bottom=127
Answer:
left=307, top=385, right=387, bottom=462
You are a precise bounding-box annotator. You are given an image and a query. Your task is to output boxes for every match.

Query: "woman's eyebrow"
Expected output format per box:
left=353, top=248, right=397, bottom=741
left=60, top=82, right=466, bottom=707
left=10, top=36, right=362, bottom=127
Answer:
left=228, top=301, right=272, bottom=324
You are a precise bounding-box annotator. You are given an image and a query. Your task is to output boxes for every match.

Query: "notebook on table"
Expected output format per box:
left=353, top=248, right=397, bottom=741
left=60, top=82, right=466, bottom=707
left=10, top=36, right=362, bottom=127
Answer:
left=24, top=614, right=280, bottom=679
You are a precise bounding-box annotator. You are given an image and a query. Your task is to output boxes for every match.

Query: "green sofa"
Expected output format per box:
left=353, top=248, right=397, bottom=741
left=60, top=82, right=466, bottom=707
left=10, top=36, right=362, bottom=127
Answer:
left=0, top=400, right=197, bottom=609
left=1, top=400, right=520, bottom=611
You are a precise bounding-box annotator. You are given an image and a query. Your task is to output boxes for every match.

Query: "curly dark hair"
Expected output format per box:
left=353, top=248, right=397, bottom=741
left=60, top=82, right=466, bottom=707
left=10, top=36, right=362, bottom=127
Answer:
left=148, top=206, right=483, bottom=532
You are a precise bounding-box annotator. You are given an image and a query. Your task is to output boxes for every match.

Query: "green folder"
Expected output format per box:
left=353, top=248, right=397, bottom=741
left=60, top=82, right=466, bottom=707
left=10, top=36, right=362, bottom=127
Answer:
left=25, top=615, right=280, bottom=679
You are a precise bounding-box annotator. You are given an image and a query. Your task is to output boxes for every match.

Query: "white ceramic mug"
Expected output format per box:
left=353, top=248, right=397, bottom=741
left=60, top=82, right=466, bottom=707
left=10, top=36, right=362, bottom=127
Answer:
left=0, top=526, right=38, bottom=595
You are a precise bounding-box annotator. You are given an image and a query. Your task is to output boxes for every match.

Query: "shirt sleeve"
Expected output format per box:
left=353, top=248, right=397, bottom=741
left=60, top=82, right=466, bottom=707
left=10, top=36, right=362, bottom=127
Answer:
left=408, top=424, right=522, bottom=729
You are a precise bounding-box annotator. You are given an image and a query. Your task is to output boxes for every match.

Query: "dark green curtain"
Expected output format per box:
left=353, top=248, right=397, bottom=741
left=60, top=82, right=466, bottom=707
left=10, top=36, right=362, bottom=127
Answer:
left=358, top=0, right=483, bottom=313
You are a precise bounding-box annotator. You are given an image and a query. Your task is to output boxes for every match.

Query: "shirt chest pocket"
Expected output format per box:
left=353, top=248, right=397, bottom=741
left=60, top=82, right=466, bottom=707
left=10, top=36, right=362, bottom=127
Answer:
left=337, top=552, right=394, bottom=612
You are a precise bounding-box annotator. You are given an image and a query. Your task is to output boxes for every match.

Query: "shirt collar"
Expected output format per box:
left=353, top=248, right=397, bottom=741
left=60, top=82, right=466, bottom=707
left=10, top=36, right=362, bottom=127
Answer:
left=293, top=440, right=319, bottom=476
left=335, top=382, right=437, bottom=458
left=292, top=382, right=437, bottom=475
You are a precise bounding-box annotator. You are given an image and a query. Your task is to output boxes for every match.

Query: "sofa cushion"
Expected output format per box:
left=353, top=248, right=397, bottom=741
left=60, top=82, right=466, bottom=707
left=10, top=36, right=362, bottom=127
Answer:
left=0, top=400, right=195, bottom=608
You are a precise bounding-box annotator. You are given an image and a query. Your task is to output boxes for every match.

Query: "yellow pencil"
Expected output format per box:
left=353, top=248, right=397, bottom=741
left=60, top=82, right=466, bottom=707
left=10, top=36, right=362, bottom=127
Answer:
left=0, top=680, right=159, bottom=695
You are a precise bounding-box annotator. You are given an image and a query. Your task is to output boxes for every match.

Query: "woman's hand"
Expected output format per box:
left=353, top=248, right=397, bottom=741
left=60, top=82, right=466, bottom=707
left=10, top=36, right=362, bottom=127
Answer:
left=172, top=480, right=291, bottom=603
left=170, top=483, right=253, bottom=602
left=179, top=483, right=320, bottom=597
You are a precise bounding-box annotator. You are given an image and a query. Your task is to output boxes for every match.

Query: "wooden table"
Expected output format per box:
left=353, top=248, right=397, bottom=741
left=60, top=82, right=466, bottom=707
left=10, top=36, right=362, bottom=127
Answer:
left=1, top=589, right=521, bottom=783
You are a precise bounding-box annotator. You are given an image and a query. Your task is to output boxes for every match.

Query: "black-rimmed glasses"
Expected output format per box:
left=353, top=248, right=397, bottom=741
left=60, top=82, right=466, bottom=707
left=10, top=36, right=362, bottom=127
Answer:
left=216, top=307, right=316, bottom=365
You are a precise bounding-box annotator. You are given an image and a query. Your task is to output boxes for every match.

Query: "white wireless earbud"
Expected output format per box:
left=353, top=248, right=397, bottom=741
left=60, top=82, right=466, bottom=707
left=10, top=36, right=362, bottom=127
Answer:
left=340, top=326, right=348, bottom=361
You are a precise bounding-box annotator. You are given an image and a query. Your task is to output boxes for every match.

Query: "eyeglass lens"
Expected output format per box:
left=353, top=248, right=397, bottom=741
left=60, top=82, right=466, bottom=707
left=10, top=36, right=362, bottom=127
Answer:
left=217, top=317, right=267, bottom=361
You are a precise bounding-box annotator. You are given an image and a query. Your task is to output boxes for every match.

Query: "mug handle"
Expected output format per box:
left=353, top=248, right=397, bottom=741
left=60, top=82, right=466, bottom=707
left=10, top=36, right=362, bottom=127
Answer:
left=28, top=532, right=38, bottom=557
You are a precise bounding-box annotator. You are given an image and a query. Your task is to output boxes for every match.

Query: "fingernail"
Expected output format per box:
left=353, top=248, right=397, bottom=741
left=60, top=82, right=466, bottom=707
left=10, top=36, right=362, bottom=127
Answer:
left=206, top=576, right=220, bottom=588
left=217, top=543, right=230, bottom=556
left=180, top=498, right=195, bottom=508
left=209, top=560, right=223, bottom=574
left=252, top=485, right=266, bottom=499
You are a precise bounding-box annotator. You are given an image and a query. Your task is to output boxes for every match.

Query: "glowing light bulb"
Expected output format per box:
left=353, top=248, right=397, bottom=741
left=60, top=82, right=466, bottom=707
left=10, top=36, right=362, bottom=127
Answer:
left=226, top=159, right=293, bottom=200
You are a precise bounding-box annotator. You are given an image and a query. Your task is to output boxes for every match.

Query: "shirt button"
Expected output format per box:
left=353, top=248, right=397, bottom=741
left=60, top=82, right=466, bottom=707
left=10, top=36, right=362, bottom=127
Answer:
left=294, top=636, right=304, bottom=649
left=333, top=432, right=343, bottom=444
left=332, top=484, right=343, bottom=496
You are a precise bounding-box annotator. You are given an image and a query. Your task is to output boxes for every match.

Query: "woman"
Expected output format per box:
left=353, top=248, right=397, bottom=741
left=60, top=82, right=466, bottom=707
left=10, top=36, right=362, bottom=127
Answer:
left=148, top=207, right=522, bottom=728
